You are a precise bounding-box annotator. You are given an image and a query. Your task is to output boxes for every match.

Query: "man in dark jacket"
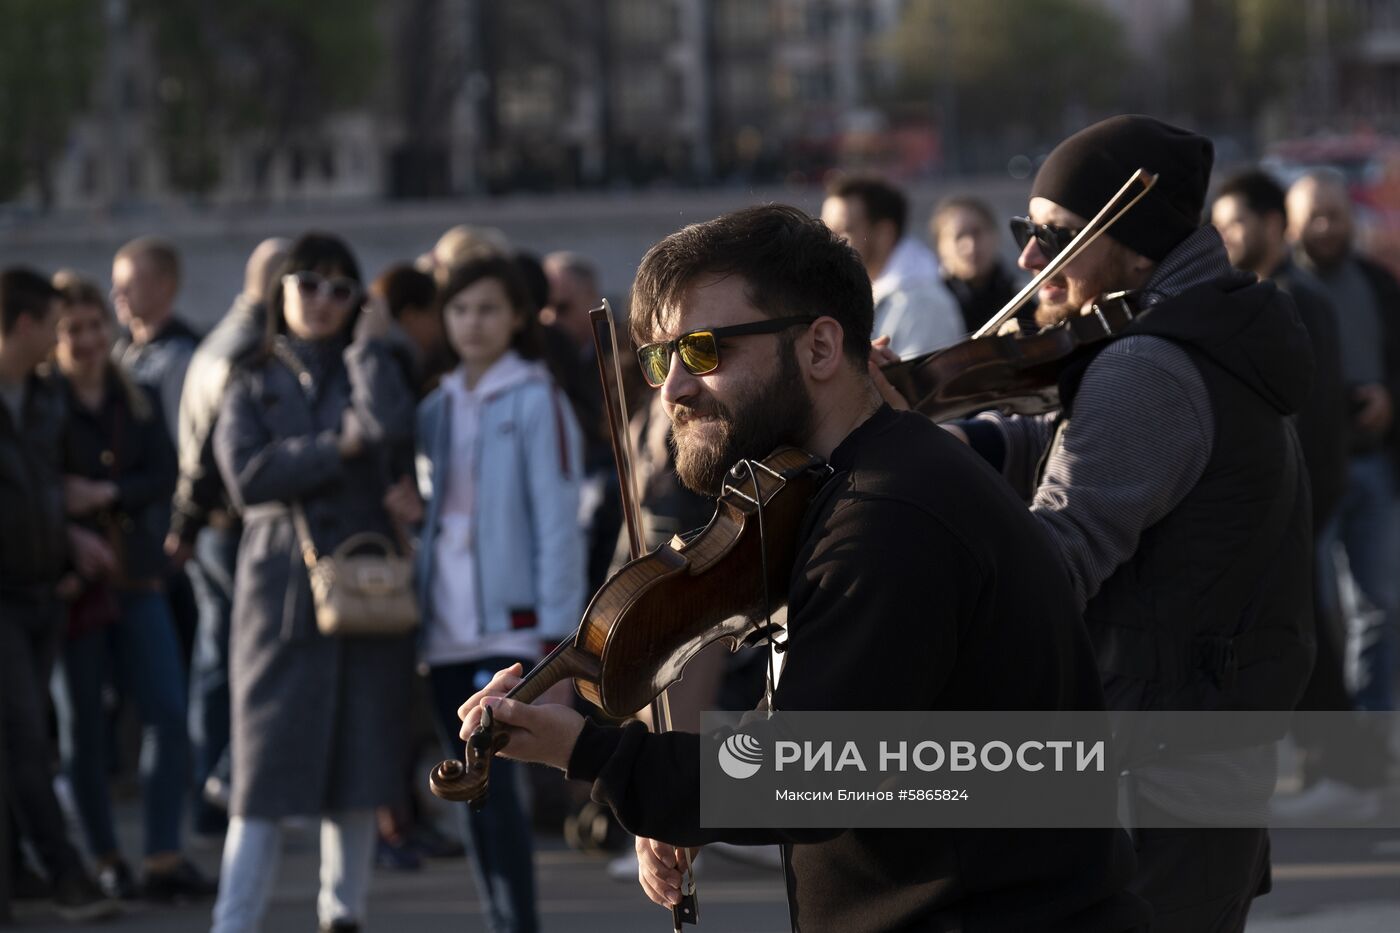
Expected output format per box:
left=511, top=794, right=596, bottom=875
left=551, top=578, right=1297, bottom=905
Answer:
left=932, top=117, right=1315, bottom=933
left=166, top=237, right=287, bottom=835
left=112, top=236, right=204, bottom=713
left=455, top=206, right=1148, bottom=932
left=111, top=237, right=201, bottom=444
left=1211, top=172, right=1388, bottom=816
left=1213, top=170, right=1348, bottom=529
left=0, top=268, right=118, bottom=921
left=1288, top=171, right=1400, bottom=717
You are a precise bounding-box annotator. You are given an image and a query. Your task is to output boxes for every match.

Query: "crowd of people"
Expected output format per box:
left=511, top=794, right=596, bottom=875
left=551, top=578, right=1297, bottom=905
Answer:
left=0, top=111, right=1396, bottom=933
left=0, top=225, right=616, bottom=930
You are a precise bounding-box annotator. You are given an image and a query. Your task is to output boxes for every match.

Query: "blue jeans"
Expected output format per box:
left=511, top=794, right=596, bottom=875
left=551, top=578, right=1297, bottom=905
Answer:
left=52, top=589, right=190, bottom=857
left=211, top=811, right=375, bottom=933
left=1318, top=453, right=1400, bottom=711
left=429, top=658, right=539, bottom=933
left=187, top=525, right=238, bottom=833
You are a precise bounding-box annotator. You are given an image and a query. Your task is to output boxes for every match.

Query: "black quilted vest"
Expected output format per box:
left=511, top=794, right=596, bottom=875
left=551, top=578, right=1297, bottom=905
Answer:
left=1052, top=279, right=1315, bottom=718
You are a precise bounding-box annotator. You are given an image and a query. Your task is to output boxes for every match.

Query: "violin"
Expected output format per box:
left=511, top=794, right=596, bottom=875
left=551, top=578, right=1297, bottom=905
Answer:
left=881, top=290, right=1142, bottom=421
left=426, top=444, right=828, bottom=799
left=881, top=168, right=1158, bottom=420
left=427, top=300, right=831, bottom=930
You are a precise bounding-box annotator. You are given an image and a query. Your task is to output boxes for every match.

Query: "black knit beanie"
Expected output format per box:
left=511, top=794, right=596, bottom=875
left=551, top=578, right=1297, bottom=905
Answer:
left=1031, top=115, right=1214, bottom=261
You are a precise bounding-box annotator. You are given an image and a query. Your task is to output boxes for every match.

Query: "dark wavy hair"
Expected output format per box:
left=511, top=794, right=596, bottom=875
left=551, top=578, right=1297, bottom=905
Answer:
left=826, top=175, right=909, bottom=240
left=436, top=256, right=543, bottom=361
left=264, top=232, right=363, bottom=345
left=629, top=204, right=873, bottom=365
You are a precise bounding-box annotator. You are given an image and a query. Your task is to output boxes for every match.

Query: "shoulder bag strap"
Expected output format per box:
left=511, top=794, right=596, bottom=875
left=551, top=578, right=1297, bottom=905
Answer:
left=271, top=338, right=323, bottom=572
left=291, top=501, right=319, bottom=572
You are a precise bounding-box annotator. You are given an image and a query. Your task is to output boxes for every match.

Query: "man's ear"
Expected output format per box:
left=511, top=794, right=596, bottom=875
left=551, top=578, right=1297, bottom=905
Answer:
left=802, top=317, right=847, bottom=381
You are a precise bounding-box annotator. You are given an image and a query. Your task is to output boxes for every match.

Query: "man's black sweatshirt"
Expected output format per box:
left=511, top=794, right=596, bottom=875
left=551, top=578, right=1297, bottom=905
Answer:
left=566, top=406, right=1148, bottom=932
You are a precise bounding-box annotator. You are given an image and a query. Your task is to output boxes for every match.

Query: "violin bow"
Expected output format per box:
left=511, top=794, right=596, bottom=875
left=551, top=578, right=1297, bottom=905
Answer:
left=972, top=168, right=1159, bottom=340
left=588, top=300, right=699, bottom=931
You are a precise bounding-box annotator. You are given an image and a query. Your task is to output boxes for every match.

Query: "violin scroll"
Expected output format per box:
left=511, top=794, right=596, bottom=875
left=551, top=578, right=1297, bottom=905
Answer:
left=429, top=705, right=510, bottom=805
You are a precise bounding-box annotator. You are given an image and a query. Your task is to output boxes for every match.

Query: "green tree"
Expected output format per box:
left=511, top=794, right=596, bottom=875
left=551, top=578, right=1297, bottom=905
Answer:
left=0, top=0, right=102, bottom=205
left=132, top=0, right=382, bottom=196
left=885, top=0, right=1128, bottom=147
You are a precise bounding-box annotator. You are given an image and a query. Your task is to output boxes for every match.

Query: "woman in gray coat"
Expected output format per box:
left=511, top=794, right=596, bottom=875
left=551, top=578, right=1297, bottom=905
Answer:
left=210, top=233, right=417, bottom=933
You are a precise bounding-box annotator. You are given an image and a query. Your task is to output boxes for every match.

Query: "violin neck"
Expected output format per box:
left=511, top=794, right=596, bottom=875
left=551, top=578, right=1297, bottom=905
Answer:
left=505, top=641, right=600, bottom=705
left=879, top=349, right=939, bottom=412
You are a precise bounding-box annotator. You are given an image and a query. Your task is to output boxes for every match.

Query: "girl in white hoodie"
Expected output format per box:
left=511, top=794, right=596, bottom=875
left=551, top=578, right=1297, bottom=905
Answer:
left=414, top=256, right=585, bottom=933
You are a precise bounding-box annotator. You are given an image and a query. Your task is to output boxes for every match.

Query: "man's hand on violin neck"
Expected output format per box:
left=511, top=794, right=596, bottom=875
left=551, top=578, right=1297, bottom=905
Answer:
left=457, top=663, right=585, bottom=772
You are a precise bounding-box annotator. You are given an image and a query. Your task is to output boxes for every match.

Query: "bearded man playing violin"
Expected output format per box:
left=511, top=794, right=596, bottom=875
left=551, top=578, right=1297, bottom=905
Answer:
left=458, top=204, right=1148, bottom=932
left=872, top=116, right=1315, bottom=933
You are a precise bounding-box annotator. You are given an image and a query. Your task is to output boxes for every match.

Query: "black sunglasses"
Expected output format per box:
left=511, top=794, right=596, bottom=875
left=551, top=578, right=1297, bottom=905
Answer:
left=1009, top=216, right=1083, bottom=261
left=636, top=316, right=817, bottom=388
left=284, top=270, right=360, bottom=304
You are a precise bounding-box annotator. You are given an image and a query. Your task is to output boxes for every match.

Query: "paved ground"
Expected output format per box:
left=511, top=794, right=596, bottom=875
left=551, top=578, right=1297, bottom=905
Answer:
left=8, top=809, right=1400, bottom=932
left=6, top=827, right=793, bottom=932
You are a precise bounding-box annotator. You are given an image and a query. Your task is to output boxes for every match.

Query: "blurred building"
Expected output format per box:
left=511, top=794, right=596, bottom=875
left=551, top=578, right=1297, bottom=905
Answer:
left=470, top=0, right=906, bottom=193
left=1094, top=0, right=1189, bottom=59
left=1332, top=0, right=1400, bottom=129
left=49, top=0, right=385, bottom=211
left=45, top=0, right=907, bottom=210
left=39, top=0, right=1400, bottom=211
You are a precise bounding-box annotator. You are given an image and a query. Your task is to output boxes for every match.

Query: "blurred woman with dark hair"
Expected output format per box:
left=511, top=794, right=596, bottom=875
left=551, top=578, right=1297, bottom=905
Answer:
left=930, top=195, right=1030, bottom=334
left=49, top=271, right=215, bottom=902
left=211, top=232, right=418, bottom=933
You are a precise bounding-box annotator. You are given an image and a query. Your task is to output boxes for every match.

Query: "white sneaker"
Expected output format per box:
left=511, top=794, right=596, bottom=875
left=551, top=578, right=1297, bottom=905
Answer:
left=1271, top=777, right=1382, bottom=826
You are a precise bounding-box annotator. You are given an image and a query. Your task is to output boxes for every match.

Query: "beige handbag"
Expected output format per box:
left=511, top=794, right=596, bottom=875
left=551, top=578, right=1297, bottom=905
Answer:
left=272, top=338, right=420, bottom=637
left=292, top=502, right=420, bottom=637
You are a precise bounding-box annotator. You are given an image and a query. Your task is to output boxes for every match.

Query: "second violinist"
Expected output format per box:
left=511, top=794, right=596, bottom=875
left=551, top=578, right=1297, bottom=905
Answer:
left=910, top=116, right=1315, bottom=933
left=456, top=205, right=1149, bottom=932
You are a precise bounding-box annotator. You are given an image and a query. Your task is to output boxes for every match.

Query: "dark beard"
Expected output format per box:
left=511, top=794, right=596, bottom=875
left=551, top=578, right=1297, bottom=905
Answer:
left=670, top=341, right=813, bottom=496
left=1301, top=237, right=1348, bottom=272
left=1034, top=297, right=1071, bottom=329
left=1034, top=246, right=1137, bottom=329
